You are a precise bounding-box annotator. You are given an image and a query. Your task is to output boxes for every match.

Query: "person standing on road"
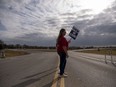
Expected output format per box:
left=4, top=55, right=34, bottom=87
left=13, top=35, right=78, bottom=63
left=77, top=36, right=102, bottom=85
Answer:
left=56, top=28, right=71, bottom=77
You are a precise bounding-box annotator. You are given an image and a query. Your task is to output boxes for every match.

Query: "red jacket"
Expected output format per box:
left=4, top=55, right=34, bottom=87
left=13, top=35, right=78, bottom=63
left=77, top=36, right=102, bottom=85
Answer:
left=56, top=36, right=68, bottom=52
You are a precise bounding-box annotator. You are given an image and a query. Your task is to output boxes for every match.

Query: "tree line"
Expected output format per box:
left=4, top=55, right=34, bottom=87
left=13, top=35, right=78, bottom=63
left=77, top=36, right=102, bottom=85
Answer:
left=1, top=40, right=115, bottom=50
left=0, top=40, right=57, bottom=49
left=0, top=39, right=83, bottom=49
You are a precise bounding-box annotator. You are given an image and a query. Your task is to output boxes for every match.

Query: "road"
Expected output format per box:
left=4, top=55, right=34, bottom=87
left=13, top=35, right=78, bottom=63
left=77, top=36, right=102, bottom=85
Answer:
left=66, top=51, right=116, bottom=87
left=0, top=50, right=116, bottom=87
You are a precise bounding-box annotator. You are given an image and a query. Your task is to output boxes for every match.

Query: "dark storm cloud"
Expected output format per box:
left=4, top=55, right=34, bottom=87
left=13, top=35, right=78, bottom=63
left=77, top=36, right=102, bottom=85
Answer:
left=87, top=24, right=116, bottom=34
left=18, top=33, right=45, bottom=39
left=0, top=0, right=6, bottom=4
left=0, top=21, right=7, bottom=31
left=60, top=12, right=77, bottom=16
left=45, top=18, right=60, bottom=26
left=71, top=34, right=116, bottom=46
left=9, top=32, right=56, bottom=46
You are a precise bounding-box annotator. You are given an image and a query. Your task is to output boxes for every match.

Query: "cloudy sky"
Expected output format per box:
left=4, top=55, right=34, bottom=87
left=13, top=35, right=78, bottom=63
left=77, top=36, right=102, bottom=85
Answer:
left=0, top=0, right=116, bottom=46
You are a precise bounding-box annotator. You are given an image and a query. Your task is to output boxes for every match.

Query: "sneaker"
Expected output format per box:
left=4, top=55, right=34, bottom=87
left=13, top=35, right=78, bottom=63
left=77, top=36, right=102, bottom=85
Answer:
left=58, top=73, right=68, bottom=78
left=63, top=73, right=68, bottom=77
left=58, top=72, right=67, bottom=74
left=64, top=72, right=68, bottom=75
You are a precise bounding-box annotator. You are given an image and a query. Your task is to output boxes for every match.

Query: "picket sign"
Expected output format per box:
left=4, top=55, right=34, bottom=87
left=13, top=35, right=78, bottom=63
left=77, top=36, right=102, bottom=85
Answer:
left=69, top=26, right=79, bottom=40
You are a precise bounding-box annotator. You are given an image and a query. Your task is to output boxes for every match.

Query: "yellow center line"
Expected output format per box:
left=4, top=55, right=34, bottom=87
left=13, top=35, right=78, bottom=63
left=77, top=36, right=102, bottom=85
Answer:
left=51, top=67, right=59, bottom=87
left=60, top=77, right=65, bottom=87
left=51, top=56, right=65, bottom=87
left=51, top=56, right=59, bottom=87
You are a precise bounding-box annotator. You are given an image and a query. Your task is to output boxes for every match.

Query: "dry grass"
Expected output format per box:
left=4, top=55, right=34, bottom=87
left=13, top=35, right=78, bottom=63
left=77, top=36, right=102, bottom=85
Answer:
left=78, top=48, right=116, bottom=55
left=36, top=49, right=56, bottom=52
left=2, top=49, right=56, bottom=58
left=4, top=50, right=29, bottom=57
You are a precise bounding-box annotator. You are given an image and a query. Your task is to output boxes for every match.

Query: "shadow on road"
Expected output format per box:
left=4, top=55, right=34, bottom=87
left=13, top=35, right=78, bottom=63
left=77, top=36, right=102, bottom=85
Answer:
left=22, top=67, right=57, bottom=79
left=112, top=63, right=116, bottom=67
left=12, top=67, right=57, bottom=87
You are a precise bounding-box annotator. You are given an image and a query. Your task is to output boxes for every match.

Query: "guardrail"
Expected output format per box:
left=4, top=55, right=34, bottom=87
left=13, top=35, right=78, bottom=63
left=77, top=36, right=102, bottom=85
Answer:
left=105, top=48, right=116, bottom=65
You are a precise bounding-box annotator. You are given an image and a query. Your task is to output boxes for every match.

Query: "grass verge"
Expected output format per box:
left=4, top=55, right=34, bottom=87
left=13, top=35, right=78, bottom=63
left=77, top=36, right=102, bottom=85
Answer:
left=77, top=48, right=116, bottom=55
left=4, top=50, right=29, bottom=58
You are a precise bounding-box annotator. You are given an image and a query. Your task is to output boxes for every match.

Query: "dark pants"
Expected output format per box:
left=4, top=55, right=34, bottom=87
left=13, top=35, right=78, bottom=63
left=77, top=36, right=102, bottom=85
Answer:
left=58, top=52, right=67, bottom=75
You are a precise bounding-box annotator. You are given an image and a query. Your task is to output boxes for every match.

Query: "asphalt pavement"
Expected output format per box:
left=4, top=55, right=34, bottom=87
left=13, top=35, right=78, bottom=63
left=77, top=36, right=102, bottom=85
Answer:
left=0, top=50, right=116, bottom=87
left=0, top=51, right=58, bottom=87
left=65, top=51, right=116, bottom=87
